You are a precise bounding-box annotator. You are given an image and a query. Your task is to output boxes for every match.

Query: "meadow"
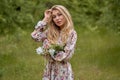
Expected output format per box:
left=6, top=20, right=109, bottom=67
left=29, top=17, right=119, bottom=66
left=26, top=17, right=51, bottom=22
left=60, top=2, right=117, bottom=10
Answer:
left=0, top=0, right=120, bottom=80
left=0, top=27, right=120, bottom=80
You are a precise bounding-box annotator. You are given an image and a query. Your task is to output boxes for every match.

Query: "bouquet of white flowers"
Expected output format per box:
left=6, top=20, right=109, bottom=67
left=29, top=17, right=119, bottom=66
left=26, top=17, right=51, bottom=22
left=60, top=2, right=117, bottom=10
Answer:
left=36, top=44, right=65, bottom=57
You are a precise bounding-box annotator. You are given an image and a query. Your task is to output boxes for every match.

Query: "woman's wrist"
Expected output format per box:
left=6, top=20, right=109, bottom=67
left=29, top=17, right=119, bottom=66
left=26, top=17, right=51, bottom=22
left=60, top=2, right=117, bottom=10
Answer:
left=42, top=18, right=49, bottom=23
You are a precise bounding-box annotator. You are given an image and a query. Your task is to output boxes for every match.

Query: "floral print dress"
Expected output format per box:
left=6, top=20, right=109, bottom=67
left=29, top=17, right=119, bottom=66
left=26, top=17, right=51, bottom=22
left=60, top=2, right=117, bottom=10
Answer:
left=31, top=21, right=77, bottom=80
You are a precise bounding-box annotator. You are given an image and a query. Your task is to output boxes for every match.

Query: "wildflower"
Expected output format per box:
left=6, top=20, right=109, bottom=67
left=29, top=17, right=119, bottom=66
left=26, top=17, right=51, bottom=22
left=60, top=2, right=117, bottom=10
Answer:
left=36, top=44, right=65, bottom=56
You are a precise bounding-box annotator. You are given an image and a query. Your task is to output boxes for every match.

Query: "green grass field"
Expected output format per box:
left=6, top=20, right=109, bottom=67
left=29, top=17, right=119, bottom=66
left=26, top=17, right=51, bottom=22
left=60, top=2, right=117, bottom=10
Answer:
left=0, top=27, right=120, bottom=80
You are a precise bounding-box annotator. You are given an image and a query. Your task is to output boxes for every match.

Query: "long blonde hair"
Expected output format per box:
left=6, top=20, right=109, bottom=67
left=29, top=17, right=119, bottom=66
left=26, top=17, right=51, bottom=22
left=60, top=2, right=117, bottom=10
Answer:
left=47, top=5, right=74, bottom=44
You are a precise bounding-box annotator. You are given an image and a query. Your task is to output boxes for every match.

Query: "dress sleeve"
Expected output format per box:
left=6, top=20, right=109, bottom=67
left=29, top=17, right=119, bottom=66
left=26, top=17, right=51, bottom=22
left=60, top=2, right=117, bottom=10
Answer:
left=31, top=21, right=47, bottom=42
left=52, top=30, right=77, bottom=62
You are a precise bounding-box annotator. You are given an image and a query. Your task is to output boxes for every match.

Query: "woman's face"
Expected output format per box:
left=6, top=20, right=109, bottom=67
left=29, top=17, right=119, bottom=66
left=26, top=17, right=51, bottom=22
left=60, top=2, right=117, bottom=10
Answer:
left=52, top=9, right=66, bottom=29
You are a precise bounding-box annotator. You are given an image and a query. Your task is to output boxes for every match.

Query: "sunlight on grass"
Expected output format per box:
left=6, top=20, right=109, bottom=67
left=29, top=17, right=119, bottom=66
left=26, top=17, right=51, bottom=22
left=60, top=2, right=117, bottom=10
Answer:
left=0, top=27, right=120, bottom=80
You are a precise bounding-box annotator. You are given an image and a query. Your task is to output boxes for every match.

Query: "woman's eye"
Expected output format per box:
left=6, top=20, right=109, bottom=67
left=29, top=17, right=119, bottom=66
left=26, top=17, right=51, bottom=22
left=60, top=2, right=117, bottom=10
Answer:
left=52, top=16, right=56, bottom=19
left=58, top=13, right=62, bottom=16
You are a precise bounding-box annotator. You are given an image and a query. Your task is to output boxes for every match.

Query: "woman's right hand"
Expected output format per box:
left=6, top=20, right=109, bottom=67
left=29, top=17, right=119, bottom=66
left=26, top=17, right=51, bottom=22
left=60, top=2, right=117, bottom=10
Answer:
left=43, top=9, right=52, bottom=23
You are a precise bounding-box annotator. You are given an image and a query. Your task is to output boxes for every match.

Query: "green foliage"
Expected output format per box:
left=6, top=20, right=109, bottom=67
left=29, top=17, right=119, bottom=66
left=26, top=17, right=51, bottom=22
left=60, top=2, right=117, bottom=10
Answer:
left=0, top=0, right=120, bottom=34
left=51, top=44, right=64, bottom=51
left=0, top=0, right=38, bottom=34
left=0, top=0, right=120, bottom=80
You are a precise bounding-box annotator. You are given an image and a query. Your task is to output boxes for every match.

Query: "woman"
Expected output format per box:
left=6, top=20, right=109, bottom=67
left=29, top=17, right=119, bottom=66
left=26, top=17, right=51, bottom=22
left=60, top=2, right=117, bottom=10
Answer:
left=31, top=5, right=77, bottom=80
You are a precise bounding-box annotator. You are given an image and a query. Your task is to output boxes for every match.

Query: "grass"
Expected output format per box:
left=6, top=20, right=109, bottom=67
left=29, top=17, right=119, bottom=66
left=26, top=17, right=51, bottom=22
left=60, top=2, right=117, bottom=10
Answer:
left=0, top=27, right=120, bottom=80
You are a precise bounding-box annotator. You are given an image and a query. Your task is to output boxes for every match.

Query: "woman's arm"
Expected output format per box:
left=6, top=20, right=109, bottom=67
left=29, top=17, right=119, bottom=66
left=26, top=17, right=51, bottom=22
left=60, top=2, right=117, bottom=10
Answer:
left=52, top=30, right=77, bottom=62
left=31, top=9, right=52, bottom=42
left=31, top=21, right=47, bottom=41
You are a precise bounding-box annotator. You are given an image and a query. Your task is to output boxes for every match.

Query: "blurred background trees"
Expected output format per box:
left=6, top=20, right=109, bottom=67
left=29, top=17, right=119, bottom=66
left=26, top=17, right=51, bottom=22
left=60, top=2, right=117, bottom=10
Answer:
left=0, top=0, right=120, bottom=80
left=0, top=0, right=120, bottom=34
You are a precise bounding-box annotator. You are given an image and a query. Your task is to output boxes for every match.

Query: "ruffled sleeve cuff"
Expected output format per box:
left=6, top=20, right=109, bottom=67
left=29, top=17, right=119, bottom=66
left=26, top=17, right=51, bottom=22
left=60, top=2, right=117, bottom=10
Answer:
left=35, top=21, right=47, bottom=30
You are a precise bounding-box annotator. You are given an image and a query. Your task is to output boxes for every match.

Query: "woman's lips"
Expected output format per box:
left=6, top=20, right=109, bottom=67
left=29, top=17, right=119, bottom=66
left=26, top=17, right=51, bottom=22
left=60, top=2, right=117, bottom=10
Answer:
left=56, top=21, right=61, bottom=24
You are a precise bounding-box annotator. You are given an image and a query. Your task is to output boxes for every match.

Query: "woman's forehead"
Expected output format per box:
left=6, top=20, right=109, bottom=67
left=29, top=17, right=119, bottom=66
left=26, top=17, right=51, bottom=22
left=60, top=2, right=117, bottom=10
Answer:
left=52, top=9, right=61, bottom=15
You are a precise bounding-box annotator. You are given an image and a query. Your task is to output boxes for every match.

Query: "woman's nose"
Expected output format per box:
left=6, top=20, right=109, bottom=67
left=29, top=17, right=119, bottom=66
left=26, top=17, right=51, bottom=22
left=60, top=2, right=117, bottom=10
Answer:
left=56, top=16, right=59, bottom=20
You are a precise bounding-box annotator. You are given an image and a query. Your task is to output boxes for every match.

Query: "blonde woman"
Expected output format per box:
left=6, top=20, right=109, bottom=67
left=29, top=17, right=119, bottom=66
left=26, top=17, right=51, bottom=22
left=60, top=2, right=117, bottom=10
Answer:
left=31, top=5, right=77, bottom=80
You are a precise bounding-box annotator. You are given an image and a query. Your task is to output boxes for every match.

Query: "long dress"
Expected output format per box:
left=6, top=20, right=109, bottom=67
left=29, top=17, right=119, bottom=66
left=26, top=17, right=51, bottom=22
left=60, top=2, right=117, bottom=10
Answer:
left=31, top=21, right=77, bottom=80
